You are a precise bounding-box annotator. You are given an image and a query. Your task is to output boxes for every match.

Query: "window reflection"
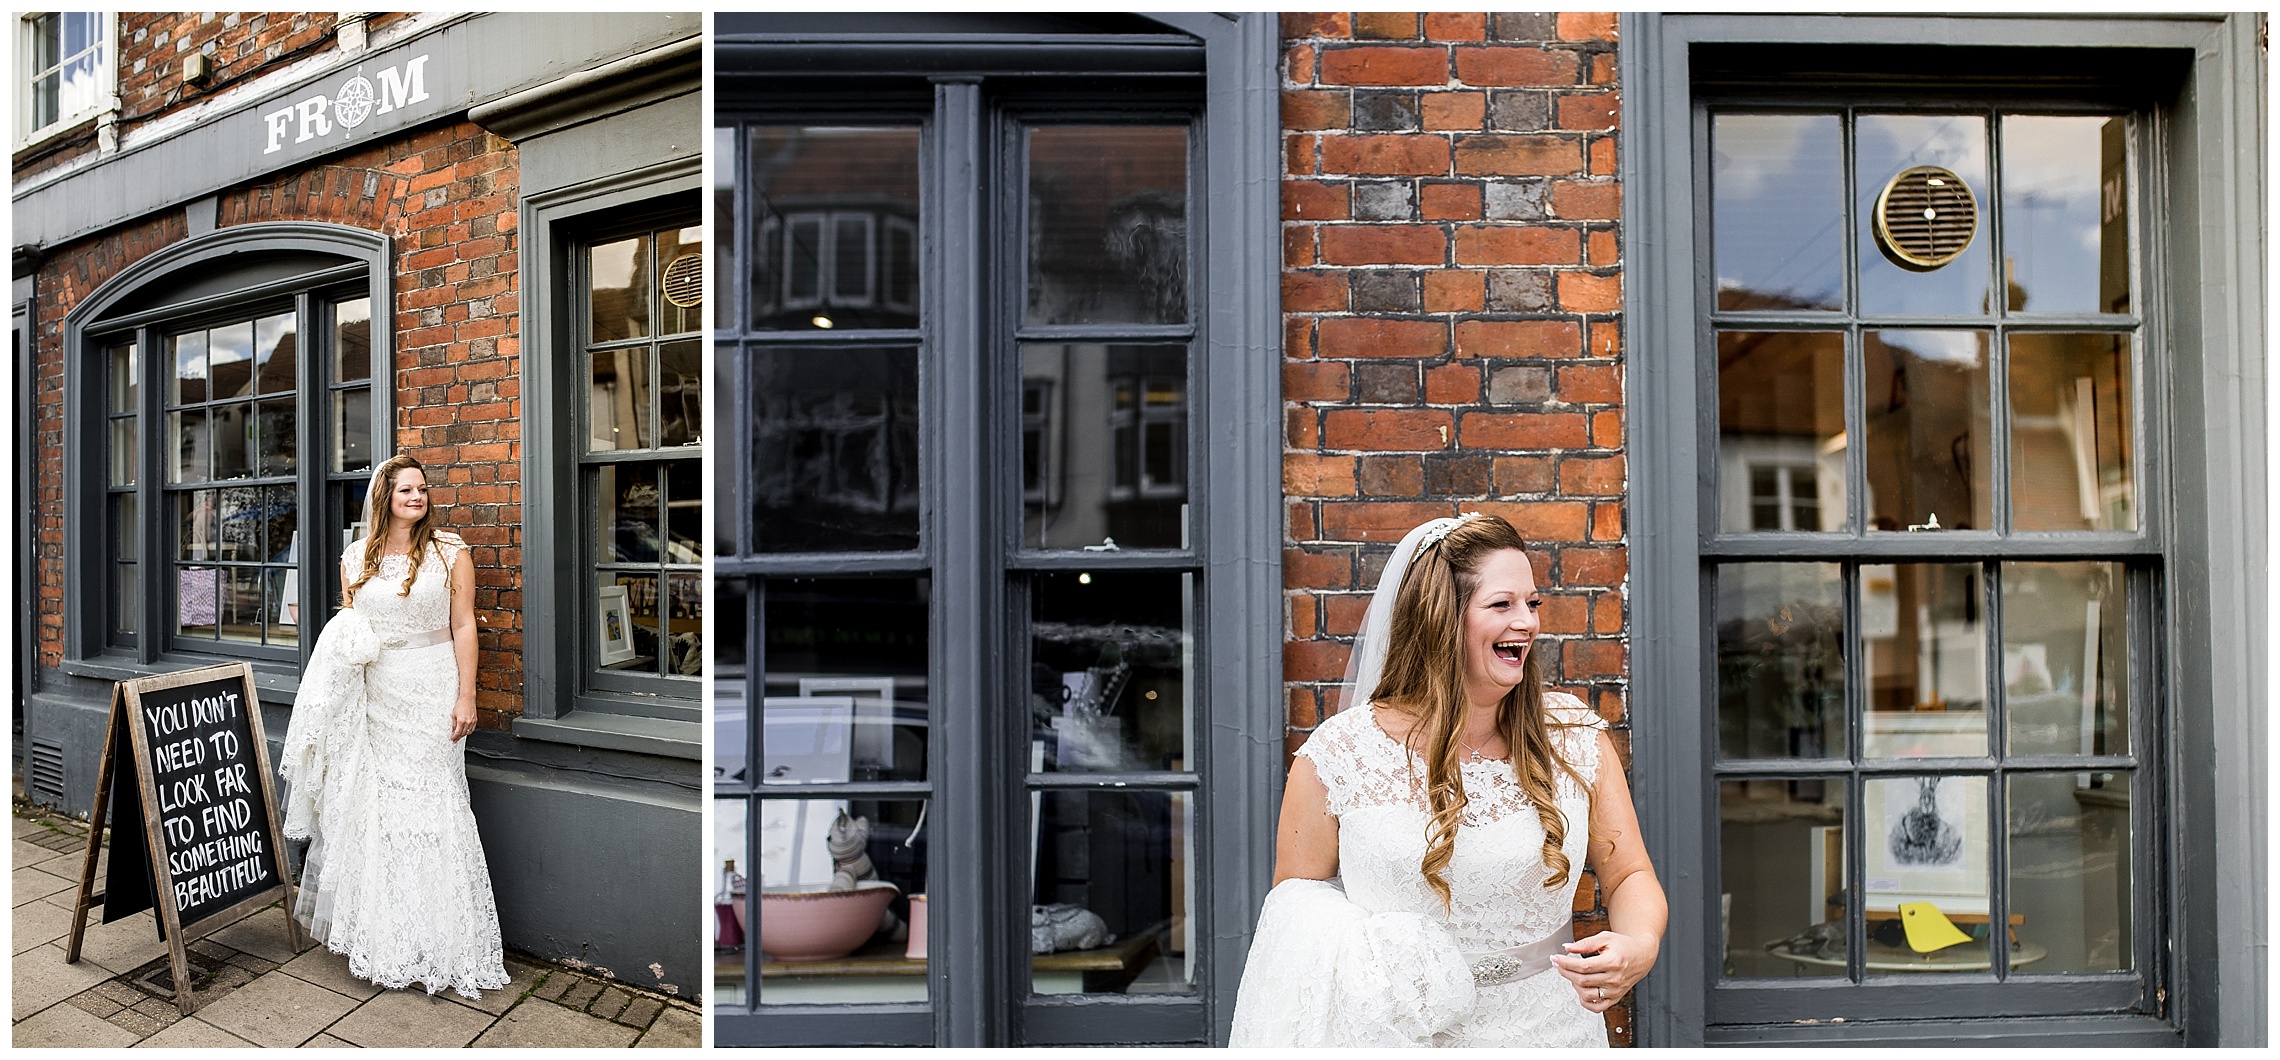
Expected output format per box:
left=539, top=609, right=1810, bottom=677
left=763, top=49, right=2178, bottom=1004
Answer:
left=2008, top=333, right=2133, bottom=531
left=1022, top=344, right=1187, bottom=550
left=1863, top=330, right=1991, bottom=531
left=1862, top=564, right=1987, bottom=757
left=1717, top=332, right=1846, bottom=533
left=2007, top=773, right=2130, bottom=972
left=1721, top=778, right=1847, bottom=979
left=752, top=347, right=921, bottom=553
left=2001, top=563, right=2128, bottom=758
left=1713, top=113, right=1845, bottom=312
left=1857, top=114, right=1991, bottom=316
left=2000, top=115, right=2129, bottom=315
left=1027, top=126, right=1190, bottom=326
left=1030, top=791, right=1195, bottom=995
left=1715, top=563, right=1845, bottom=761
left=1030, top=571, right=1193, bottom=774
left=750, top=127, right=921, bottom=332
left=757, top=577, right=931, bottom=785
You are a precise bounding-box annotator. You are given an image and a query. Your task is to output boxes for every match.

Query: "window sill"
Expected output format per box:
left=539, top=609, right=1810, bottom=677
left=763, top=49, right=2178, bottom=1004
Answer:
left=12, top=107, right=107, bottom=164
left=511, top=710, right=700, bottom=760
left=60, top=653, right=301, bottom=704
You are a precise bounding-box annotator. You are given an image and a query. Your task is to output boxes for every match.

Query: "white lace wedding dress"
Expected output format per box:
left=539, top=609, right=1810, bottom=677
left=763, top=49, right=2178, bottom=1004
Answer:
left=1236, top=693, right=1609, bottom=1047
left=282, top=533, right=508, bottom=998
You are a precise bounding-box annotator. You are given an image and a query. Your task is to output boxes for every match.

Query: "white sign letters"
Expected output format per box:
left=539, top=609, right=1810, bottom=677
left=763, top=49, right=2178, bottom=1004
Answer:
left=262, top=54, right=430, bottom=154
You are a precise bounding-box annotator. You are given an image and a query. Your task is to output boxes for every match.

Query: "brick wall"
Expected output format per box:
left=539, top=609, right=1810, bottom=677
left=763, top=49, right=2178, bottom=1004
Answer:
left=1279, top=11, right=1633, bottom=1043
left=30, top=119, right=528, bottom=730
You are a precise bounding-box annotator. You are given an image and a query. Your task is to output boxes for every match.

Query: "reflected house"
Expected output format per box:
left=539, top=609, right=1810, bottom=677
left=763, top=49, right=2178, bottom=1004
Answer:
left=16, top=12, right=706, bottom=1003
left=708, top=10, right=2264, bottom=1050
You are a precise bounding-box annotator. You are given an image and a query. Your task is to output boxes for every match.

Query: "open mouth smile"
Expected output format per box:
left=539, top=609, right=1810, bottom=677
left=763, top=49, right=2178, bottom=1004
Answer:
left=1492, top=639, right=1528, bottom=663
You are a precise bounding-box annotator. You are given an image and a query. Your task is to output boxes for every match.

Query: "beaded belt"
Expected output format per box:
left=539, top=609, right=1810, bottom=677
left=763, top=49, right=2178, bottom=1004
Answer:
left=1467, top=923, right=1574, bottom=986
left=383, top=626, right=453, bottom=650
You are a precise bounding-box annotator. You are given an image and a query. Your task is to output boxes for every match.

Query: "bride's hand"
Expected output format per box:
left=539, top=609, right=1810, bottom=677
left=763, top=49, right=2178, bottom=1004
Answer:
left=451, top=694, right=478, bottom=742
left=1551, top=929, right=1656, bottom=1013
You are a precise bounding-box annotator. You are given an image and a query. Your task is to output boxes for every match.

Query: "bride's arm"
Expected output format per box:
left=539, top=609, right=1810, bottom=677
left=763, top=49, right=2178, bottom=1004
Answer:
left=448, top=549, right=479, bottom=742
left=1271, top=754, right=1339, bottom=885
left=1555, top=729, right=1668, bottom=1013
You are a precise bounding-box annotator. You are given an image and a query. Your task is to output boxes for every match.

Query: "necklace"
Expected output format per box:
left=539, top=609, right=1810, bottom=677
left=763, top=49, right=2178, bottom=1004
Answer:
left=1459, top=734, right=1497, bottom=762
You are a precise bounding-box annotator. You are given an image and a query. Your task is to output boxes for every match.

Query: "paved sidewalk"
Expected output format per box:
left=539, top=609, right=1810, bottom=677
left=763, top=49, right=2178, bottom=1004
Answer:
left=12, top=804, right=701, bottom=1048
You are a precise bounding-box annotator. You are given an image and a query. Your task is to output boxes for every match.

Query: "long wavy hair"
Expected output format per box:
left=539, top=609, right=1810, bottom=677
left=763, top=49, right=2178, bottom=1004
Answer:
left=344, top=454, right=441, bottom=607
left=1370, top=514, right=1592, bottom=908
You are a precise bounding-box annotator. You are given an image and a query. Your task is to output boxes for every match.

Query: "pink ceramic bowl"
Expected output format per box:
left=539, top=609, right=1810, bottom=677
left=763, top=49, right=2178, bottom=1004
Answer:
left=759, top=881, right=899, bottom=962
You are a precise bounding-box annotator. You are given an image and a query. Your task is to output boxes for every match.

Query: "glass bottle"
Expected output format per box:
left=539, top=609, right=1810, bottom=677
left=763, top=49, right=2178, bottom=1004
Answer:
left=715, top=858, right=745, bottom=950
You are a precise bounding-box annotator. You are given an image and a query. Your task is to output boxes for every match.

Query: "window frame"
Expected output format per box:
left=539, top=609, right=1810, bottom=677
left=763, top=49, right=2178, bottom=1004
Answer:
left=61, top=222, right=395, bottom=688
left=513, top=159, right=704, bottom=753
left=712, top=12, right=1281, bottom=1048
left=1622, top=12, right=2267, bottom=1047
left=16, top=11, right=117, bottom=151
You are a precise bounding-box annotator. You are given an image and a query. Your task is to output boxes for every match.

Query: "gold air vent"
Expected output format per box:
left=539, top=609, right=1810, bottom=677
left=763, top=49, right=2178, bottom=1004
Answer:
left=662, top=253, right=705, bottom=308
left=1872, top=166, right=1977, bottom=272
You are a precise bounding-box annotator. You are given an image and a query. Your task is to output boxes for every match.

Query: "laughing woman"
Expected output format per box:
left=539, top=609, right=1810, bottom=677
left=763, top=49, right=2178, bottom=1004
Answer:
left=1230, top=513, right=1666, bottom=1047
left=282, top=454, right=509, bottom=998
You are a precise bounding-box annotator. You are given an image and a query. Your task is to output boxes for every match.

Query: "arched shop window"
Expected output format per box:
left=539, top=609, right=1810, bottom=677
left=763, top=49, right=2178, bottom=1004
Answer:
left=64, top=222, right=392, bottom=675
left=712, top=13, right=1281, bottom=1048
left=1624, top=15, right=2265, bottom=1047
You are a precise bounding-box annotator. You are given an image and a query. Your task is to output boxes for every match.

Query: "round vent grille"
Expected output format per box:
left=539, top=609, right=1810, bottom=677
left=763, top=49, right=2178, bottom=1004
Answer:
left=1873, top=166, right=1978, bottom=272
left=661, top=252, right=704, bottom=308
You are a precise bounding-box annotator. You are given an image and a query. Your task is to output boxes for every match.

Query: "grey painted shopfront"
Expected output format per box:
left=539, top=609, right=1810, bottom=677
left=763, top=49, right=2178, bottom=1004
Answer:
left=15, top=12, right=705, bottom=997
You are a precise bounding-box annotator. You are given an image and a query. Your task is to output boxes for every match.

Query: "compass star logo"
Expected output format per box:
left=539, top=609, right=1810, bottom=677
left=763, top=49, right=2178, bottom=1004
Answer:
left=333, top=75, right=376, bottom=130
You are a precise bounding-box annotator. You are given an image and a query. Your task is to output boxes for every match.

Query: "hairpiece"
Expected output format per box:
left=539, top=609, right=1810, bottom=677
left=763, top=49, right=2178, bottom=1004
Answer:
left=1416, top=511, right=1485, bottom=550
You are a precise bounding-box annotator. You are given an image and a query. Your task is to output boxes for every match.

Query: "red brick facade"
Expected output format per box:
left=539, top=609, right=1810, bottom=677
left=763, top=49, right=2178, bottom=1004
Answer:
left=26, top=14, right=528, bottom=731
left=1280, top=11, right=1631, bottom=1042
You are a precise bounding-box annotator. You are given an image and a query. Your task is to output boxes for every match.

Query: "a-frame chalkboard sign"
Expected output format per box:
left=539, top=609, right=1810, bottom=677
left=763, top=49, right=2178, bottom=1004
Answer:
left=64, top=662, right=307, bottom=1014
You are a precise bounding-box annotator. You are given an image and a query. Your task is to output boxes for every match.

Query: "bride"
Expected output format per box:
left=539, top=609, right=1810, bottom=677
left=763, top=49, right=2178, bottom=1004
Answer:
left=281, top=454, right=509, bottom=998
left=1231, top=513, right=1666, bottom=1047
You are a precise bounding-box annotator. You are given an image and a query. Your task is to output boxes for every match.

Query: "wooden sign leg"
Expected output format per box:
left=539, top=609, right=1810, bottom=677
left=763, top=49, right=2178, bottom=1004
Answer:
left=63, top=684, right=123, bottom=964
left=165, top=935, right=198, bottom=1016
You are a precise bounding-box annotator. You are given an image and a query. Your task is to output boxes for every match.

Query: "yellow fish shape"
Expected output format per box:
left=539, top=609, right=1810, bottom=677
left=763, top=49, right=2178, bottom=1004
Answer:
left=1898, top=902, right=1975, bottom=953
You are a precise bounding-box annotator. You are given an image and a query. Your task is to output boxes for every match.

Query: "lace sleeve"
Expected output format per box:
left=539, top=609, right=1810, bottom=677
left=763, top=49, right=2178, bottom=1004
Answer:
left=1292, top=717, right=1359, bottom=817
left=339, top=540, right=362, bottom=606
left=1547, top=691, right=1608, bottom=790
left=432, top=530, right=468, bottom=570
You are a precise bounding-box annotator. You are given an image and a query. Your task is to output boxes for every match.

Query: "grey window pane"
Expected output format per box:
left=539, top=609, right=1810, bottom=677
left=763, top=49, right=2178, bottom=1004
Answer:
left=110, top=417, right=137, bottom=487
left=1715, top=563, right=1845, bottom=761
left=1717, top=331, right=1847, bottom=533
left=178, top=490, right=217, bottom=562
left=1863, top=563, right=1988, bottom=758
left=332, top=386, right=371, bottom=473
left=600, top=572, right=663, bottom=673
left=211, top=401, right=253, bottom=480
left=216, top=485, right=263, bottom=563
left=254, top=311, right=297, bottom=395
left=256, top=398, right=296, bottom=477
left=595, top=463, right=661, bottom=564
left=1030, top=790, right=1195, bottom=995
left=666, top=573, right=703, bottom=678
left=590, top=348, right=654, bottom=452
left=755, top=797, right=931, bottom=1005
left=591, top=235, right=652, bottom=343
left=666, top=458, right=702, bottom=562
left=110, top=341, right=137, bottom=413
left=176, top=565, right=221, bottom=639
left=2000, top=116, right=2130, bottom=315
left=218, top=566, right=264, bottom=644
left=1022, top=344, right=1188, bottom=550
left=1857, top=114, right=1992, bottom=317
left=753, top=347, right=920, bottom=553
left=1713, top=113, right=1846, bottom=312
left=258, top=484, right=297, bottom=564
left=1862, top=775, right=1993, bottom=974
left=115, top=562, right=138, bottom=636
left=266, top=567, right=301, bottom=647
left=750, top=127, right=922, bottom=332
left=1031, top=571, right=1193, bottom=774
left=113, top=492, right=138, bottom=558
left=171, top=409, right=209, bottom=483
left=2007, top=772, right=2131, bottom=973
left=1864, top=330, right=1992, bottom=531
left=1721, top=778, right=1848, bottom=979
left=209, top=321, right=256, bottom=400
left=334, top=297, right=372, bottom=382
left=661, top=340, right=702, bottom=448
left=714, top=128, right=737, bottom=325
left=714, top=796, right=748, bottom=1006
left=2008, top=333, right=2134, bottom=532
left=2002, top=562, right=2129, bottom=758
left=1027, top=126, right=1190, bottom=326
left=658, top=225, right=704, bottom=337
left=760, top=577, right=931, bottom=786
left=172, top=330, right=208, bottom=405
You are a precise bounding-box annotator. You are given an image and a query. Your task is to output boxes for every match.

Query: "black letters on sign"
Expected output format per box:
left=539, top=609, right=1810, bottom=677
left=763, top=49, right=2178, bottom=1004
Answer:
left=127, top=673, right=284, bottom=929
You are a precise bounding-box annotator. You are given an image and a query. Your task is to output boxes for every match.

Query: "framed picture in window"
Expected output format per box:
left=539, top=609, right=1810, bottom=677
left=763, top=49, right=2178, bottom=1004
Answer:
left=598, top=584, right=637, bottom=665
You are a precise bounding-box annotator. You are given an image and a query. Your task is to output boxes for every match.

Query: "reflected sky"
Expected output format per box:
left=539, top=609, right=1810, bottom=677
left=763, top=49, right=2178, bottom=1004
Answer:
left=1857, top=114, right=1991, bottom=316
left=1713, top=113, right=1845, bottom=312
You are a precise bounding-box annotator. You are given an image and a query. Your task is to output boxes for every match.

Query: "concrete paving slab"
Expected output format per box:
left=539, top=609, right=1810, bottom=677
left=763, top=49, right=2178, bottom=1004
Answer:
left=328, top=987, right=497, bottom=1048
left=13, top=838, right=76, bottom=870
left=634, top=1005, right=701, bottom=1048
left=278, top=945, right=384, bottom=1002
left=193, top=969, right=360, bottom=1048
left=135, top=1015, right=258, bottom=1048
left=12, top=898, right=75, bottom=955
left=10, top=995, right=144, bottom=1048
left=471, top=998, right=640, bottom=1048
left=202, top=908, right=304, bottom=964
left=13, top=865, right=77, bottom=907
left=447, top=955, right=545, bottom=1016
left=14, top=818, right=48, bottom=841
left=13, top=942, right=118, bottom=1022
left=303, top=1033, right=359, bottom=1046
left=69, top=909, right=172, bottom=976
